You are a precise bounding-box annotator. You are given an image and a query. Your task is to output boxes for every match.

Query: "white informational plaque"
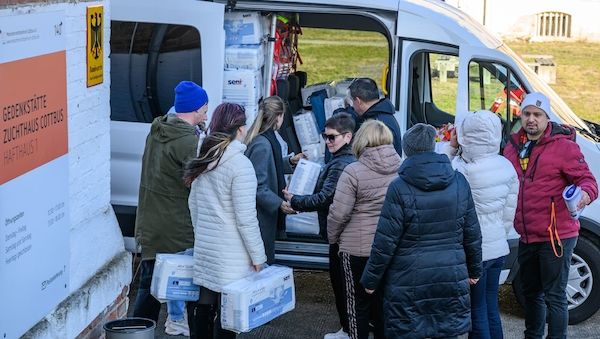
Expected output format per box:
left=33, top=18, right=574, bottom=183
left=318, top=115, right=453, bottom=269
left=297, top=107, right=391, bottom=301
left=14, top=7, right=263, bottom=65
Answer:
left=288, top=159, right=321, bottom=196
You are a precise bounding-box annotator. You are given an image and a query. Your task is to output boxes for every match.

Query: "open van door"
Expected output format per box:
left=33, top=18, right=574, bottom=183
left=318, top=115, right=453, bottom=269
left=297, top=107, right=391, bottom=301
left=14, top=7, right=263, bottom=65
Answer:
left=456, top=46, right=530, bottom=135
left=110, top=0, right=225, bottom=250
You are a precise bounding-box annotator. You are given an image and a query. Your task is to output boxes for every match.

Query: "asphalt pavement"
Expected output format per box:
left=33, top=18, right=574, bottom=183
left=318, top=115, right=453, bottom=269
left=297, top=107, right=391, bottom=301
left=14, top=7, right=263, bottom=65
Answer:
left=130, top=270, right=600, bottom=339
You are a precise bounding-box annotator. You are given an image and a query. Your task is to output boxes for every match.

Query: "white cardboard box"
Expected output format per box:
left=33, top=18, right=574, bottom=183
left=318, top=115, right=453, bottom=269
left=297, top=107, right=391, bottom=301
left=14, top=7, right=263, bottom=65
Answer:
left=221, top=265, right=295, bottom=333
left=150, top=253, right=199, bottom=302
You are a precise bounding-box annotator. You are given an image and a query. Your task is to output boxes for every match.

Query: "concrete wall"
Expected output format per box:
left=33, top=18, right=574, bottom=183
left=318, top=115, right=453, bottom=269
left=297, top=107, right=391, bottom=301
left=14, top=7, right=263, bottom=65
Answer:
left=447, top=0, right=600, bottom=41
left=0, top=1, right=132, bottom=337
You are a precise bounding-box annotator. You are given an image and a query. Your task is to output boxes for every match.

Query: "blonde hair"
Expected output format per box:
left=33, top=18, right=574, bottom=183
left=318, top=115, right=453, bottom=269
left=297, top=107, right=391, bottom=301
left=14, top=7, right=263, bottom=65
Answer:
left=352, top=120, right=393, bottom=158
left=244, top=96, right=286, bottom=145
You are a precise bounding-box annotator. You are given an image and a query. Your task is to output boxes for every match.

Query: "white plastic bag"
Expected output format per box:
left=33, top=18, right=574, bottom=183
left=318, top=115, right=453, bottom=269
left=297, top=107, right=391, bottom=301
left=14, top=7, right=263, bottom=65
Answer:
left=292, top=110, right=321, bottom=148
left=285, top=212, right=320, bottom=235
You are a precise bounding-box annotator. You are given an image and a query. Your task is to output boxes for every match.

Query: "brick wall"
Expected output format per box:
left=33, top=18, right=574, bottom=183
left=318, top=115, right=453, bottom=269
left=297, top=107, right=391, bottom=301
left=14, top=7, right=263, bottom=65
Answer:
left=76, top=285, right=129, bottom=339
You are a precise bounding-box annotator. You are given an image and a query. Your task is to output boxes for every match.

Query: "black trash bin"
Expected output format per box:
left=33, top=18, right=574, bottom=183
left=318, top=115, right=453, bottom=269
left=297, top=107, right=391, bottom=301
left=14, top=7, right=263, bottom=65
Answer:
left=103, top=317, right=155, bottom=339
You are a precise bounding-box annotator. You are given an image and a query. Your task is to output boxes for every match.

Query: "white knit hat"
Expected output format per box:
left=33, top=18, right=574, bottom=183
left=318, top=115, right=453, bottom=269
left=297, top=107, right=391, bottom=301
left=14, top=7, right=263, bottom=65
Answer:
left=520, top=92, right=551, bottom=117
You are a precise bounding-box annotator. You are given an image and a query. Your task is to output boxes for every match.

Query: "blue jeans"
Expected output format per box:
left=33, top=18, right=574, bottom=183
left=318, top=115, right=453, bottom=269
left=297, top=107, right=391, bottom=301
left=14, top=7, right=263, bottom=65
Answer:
left=518, top=237, right=577, bottom=339
left=167, top=248, right=194, bottom=321
left=167, top=300, right=186, bottom=321
left=469, top=256, right=506, bottom=339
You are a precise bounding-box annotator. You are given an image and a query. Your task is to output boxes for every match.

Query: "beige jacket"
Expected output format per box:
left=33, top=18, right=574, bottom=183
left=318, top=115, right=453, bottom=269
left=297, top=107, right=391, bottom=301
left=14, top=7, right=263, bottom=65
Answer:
left=327, top=144, right=401, bottom=256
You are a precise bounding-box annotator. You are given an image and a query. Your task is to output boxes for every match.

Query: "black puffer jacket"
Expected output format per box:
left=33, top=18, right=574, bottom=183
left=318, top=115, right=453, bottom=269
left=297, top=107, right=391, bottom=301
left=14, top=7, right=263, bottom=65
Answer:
left=358, top=98, right=402, bottom=156
left=361, top=152, right=482, bottom=339
left=291, top=144, right=356, bottom=238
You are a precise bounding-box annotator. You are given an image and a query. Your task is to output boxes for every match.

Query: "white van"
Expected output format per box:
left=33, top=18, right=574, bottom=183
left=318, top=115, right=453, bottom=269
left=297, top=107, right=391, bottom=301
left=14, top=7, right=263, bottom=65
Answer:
left=110, top=0, right=600, bottom=324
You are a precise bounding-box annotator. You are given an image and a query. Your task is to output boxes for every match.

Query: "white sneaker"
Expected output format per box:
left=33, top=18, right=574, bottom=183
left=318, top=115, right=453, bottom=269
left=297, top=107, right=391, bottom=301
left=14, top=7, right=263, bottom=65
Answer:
left=324, top=328, right=350, bottom=339
left=165, top=316, right=190, bottom=336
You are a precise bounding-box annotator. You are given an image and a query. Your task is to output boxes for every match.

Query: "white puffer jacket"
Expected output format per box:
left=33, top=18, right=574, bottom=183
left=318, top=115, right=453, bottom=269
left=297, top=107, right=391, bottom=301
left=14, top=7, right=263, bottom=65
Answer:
left=189, top=140, right=267, bottom=292
left=446, top=111, right=519, bottom=262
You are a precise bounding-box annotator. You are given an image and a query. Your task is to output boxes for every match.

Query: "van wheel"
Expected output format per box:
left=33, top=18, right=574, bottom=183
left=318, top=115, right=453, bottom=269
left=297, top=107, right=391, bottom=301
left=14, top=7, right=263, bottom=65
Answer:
left=512, top=236, right=600, bottom=325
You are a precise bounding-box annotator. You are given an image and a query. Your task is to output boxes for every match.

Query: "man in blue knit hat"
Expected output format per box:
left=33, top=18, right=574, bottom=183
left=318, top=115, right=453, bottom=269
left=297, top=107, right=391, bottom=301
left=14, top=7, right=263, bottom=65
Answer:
left=133, top=81, right=208, bottom=335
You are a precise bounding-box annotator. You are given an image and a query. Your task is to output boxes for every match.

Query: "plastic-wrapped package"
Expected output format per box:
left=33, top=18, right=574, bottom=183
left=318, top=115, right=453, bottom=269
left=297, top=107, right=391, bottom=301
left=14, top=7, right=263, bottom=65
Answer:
left=225, top=44, right=265, bottom=70
left=324, top=97, right=346, bottom=119
left=224, top=12, right=264, bottom=45
left=244, top=105, right=258, bottom=127
left=286, top=212, right=320, bottom=235
left=292, top=110, right=321, bottom=149
left=150, top=253, right=199, bottom=302
left=223, top=69, right=262, bottom=106
left=300, top=82, right=335, bottom=107
left=335, top=78, right=356, bottom=97
left=221, top=265, right=295, bottom=332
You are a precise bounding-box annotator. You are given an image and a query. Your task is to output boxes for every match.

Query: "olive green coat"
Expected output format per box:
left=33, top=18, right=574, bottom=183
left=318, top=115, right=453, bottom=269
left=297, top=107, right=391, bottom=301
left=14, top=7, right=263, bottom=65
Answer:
left=135, top=114, right=198, bottom=259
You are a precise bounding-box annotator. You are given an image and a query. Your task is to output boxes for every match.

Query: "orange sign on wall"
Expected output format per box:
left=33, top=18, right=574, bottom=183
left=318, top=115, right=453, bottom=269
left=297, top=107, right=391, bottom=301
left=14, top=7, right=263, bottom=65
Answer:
left=86, top=5, right=104, bottom=87
left=0, top=51, right=68, bottom=185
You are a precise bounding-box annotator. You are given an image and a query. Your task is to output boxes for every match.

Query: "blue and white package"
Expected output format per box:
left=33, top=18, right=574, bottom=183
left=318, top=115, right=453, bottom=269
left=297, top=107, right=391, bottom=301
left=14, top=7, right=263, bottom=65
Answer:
left=150, top=253, right=200, bottom=302
left=563, top=184, right=585, bottom=219
left=224, top=12, right=264, bottom=45
left=221, top=265, right=295, bottom=332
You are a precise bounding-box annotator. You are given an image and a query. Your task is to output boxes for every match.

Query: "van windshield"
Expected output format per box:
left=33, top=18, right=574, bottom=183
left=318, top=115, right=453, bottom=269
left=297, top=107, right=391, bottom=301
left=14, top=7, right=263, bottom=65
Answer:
left=497, top=44, right=591, bottom=133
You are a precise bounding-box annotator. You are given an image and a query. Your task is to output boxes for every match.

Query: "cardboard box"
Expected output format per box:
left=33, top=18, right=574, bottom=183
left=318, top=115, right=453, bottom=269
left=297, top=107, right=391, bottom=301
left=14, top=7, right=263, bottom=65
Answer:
left=221, top=265, right=295, bottom=332
left=150, top=253, right=199, bottom=302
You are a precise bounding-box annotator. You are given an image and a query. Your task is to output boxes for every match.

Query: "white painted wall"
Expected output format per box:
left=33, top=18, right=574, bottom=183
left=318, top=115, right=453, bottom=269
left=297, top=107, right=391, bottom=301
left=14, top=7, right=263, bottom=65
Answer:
left=0, top=1, right=131, bottom=337
left=447, top=0, right=600, bottom=41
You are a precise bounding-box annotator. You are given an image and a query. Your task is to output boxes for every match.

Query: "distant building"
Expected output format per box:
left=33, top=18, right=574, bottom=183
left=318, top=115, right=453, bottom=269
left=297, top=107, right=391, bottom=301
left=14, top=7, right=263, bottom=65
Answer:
left=446, top=0, right=600, bottom=41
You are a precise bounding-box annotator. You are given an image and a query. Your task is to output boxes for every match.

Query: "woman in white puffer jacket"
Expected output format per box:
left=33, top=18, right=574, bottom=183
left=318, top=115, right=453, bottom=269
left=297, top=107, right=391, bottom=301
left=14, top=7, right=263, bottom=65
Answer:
left=445, top=110, right=519, bottom=339
left=184, top=103, right=266, bottom=338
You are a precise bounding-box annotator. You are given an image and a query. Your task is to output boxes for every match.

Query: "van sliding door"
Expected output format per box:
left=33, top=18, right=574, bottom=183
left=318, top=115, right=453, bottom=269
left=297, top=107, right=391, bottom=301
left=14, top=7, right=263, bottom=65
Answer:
left=110, top=1, right=225, bottom=220
left=399, top=41, right=458, bottom=129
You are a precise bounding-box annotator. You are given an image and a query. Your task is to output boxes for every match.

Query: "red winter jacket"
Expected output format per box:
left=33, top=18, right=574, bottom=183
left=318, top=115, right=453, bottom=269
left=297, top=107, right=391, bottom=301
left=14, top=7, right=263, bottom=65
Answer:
left=504, top=122, right=598, bottom=244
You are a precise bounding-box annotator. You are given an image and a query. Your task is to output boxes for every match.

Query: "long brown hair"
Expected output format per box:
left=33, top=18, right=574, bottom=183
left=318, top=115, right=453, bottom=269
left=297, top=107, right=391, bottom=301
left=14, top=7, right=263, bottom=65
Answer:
left=183, top=103, right=246, bottom=186
left=244, top=96, right=286, bottom=145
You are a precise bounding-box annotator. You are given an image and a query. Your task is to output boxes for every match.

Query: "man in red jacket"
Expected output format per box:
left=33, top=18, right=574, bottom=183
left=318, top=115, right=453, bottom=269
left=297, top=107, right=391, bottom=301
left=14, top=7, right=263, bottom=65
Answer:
left=504, top=92, right=598, bottom=339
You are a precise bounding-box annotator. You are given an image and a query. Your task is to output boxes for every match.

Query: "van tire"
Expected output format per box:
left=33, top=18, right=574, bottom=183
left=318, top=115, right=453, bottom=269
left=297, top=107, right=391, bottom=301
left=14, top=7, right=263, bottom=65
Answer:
left=512, top=235, right=600, bottom=325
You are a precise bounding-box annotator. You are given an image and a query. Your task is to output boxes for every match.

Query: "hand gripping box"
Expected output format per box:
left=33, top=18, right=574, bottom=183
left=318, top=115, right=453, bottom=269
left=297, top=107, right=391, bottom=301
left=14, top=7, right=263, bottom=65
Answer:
left=150, top=253, right=200, bottom=302
left=221, top=265, right=295, bottom=332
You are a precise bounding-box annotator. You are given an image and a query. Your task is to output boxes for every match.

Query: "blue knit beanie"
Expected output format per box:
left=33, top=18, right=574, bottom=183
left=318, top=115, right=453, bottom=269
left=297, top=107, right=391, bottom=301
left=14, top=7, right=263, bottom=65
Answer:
left=174, top=81, right=208, bottom=113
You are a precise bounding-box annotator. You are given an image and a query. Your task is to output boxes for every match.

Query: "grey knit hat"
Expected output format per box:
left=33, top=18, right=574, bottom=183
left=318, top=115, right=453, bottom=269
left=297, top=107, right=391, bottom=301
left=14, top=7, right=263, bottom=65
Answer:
left=402, top=123, right=436, bottom=157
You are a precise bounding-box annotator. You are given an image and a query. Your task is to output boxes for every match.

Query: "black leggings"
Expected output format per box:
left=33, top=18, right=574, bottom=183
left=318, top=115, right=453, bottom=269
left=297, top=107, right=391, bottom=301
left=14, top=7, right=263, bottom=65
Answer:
left=187, top=287, right=236, bottom=339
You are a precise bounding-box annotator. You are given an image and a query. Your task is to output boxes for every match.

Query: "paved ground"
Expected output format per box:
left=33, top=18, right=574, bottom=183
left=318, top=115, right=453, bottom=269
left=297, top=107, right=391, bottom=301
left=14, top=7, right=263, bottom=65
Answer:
left=127, top=269, right=600, bottom=338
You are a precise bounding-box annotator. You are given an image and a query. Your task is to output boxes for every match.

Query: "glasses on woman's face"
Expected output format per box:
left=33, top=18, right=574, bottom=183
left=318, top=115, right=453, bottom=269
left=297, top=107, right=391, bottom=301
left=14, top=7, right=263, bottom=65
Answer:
left=321, top=132, right=345, bottom=143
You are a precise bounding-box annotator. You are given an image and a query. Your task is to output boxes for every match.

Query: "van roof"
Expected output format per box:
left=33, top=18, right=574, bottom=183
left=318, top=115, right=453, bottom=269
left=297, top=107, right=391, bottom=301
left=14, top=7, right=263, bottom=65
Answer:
left=240, top=0, right=502, bottom=49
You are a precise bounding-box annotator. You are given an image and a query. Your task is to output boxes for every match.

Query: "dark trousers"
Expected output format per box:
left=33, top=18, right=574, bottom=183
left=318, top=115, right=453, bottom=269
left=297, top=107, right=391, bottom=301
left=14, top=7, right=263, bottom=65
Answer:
left=330, top=244, right=349, bottom=332
left=518, top=237, right=577, bottom=339
left=340, top=252, right=384, bottom=339
left=469, top=256, right=506, bottom=339
left=132, top=259, right=162, bottom=322
left=187, top=286, right=236, bottom=339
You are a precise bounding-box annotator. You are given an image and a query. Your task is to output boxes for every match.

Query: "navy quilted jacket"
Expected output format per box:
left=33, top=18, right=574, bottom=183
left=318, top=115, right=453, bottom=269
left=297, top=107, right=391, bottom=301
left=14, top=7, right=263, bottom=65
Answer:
left=361, top=152, right=482, bottom=338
